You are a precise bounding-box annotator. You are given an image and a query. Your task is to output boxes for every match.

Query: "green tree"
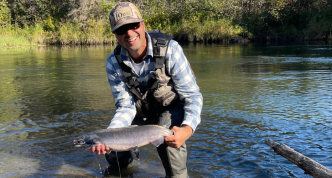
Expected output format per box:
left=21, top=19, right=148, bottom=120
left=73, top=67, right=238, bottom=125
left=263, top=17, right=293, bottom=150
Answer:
left=0, top=0, right=11, bottom=26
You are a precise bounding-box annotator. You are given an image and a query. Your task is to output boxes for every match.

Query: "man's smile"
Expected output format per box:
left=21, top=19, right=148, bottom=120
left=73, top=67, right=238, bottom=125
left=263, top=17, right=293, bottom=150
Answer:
left=127, top=36, right=138, bottom=43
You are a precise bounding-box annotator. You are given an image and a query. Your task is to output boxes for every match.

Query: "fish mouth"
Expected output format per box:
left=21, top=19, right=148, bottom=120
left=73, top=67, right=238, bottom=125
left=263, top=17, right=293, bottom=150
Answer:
left=73, top=133, right=101, bottom=149
left=73, top=139, right=88, bottom=148
left=73, top=137, right=95, bottom=148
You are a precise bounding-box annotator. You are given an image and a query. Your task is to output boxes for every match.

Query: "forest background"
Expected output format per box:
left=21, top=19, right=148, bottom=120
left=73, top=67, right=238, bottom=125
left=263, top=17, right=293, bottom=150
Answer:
left=1, top=0, right=332, bottom=47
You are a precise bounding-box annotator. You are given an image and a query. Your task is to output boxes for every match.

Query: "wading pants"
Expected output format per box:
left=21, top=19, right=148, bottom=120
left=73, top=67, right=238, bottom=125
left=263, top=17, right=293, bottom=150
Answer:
left=105, top=102, right=188, bottom=178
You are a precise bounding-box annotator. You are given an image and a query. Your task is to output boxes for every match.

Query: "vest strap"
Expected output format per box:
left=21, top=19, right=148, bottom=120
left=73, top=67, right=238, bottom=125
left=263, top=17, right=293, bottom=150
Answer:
left=114, top=44, right=143, bottom=100
left=113, top=31, right=174, bottom=114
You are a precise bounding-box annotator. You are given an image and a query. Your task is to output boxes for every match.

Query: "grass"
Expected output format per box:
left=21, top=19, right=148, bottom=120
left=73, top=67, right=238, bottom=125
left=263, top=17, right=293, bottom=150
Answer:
left=1, top=20, right=245, bottom=47
left=0, top=36, right=37, bottom=48
left=2, top=0, right=332, bottom=46
left=0, top=20, right=115, bottom=47
left=162, top=18, right=248, bottom=42
left=0, top=25, right=40, bottom=48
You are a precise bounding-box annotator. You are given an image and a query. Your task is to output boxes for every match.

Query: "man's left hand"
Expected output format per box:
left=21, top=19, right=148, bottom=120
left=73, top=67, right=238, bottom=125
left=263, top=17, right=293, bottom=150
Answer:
left=165, top=125, right=193, bottom=148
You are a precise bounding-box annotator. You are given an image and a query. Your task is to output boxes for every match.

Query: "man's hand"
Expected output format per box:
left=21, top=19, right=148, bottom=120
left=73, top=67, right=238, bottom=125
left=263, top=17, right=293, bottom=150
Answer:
left=90, top=144, right=110, bottom=155
left=165, top=125, right=193, bottom=148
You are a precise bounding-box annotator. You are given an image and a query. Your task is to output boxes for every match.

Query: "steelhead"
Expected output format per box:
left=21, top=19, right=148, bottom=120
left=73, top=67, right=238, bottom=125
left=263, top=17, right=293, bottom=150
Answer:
left=73, top=125, right=173, bottom=158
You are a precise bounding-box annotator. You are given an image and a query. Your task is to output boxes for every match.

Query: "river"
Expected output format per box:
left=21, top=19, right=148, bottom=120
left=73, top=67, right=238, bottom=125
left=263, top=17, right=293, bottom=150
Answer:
left=0, top=42, right=331, bottom=177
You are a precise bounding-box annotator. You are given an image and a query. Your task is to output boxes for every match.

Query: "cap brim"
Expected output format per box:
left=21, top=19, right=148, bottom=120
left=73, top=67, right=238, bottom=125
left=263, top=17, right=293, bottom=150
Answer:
left=112, top=18, right=144, bottom=33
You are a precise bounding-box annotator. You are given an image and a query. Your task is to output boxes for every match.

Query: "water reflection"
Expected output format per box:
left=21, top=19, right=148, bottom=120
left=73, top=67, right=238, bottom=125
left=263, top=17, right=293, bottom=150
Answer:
left=0, top=43, right=332, bottom=177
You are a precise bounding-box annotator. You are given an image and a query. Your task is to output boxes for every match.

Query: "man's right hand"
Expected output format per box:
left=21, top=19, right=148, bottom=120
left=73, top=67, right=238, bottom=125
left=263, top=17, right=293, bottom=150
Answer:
left=90, top=144, right=110, bottom=155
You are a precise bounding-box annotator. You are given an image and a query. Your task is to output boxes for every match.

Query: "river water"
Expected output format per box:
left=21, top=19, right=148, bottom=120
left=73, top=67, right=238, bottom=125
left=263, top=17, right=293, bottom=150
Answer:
left=0, top=43, right=332, bottom=178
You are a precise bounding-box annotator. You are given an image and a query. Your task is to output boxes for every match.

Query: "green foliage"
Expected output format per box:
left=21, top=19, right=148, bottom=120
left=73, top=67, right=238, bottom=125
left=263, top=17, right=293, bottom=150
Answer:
left=0, top=24, right=42, bottom=47
left=2, top=0, right=332, bottom=46
left=56, top=19, right=114, bottom=45
left=303, top=5, right=332, bottom=40
left=100, top=0, right=115, bottom=14
left=163, top=18, right=244, bottom=42
left=7, top=0, right=73, bottom=26
left=142, top=0, right=220, bottom=30
left=235, top=0, right=332, bottom=40
left=28, top=24, right=47, bottom=44
left=141, top=0, right=240, bottom=42
left=58, top=22, right=82, bottom=45
left=42, top=16, right=55, bottom=31
left=0, top=0, right=11, bottom=26
left=85, top=18, right=114, bottom=44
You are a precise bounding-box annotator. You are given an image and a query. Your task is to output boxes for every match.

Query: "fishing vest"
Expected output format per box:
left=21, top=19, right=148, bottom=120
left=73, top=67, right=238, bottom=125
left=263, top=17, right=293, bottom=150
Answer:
left=114, top=31, right=180, bottom=118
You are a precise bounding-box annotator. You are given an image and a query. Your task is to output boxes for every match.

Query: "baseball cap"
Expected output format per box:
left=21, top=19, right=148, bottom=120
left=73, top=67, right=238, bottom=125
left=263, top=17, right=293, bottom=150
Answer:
left=109, top=2, right=144, bottom=33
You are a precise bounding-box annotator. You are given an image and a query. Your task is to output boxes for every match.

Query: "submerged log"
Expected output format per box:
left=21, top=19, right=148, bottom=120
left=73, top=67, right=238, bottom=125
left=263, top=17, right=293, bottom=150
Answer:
left=265, top=139, right=332, bottom=178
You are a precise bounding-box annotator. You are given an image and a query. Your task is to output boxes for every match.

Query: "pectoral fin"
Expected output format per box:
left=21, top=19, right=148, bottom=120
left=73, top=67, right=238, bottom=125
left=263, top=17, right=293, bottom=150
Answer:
left=151, top=137, right=165, bottom=147
left=131, top=147, right=139, bottom=159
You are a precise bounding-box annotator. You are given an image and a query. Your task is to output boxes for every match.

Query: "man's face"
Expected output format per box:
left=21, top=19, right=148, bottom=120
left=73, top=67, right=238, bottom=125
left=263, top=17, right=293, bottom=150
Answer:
left=115, top=22, right=146, bottom=54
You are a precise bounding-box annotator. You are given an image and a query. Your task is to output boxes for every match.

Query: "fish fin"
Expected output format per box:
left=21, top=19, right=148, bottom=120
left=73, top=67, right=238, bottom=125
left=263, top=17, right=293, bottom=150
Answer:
left=131, top=147, right=139, bottom=159
left=151, top=137, right=165, bottom=147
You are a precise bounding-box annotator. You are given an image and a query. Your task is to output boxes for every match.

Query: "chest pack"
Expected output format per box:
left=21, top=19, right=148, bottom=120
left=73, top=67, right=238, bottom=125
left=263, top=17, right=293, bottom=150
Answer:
left=114, top=31, right=179, bottom=118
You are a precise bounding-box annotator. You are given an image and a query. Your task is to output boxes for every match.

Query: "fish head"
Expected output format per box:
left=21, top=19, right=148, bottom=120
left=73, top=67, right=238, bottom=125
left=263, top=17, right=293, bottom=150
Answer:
left=73, top=134, right=102, bottom=148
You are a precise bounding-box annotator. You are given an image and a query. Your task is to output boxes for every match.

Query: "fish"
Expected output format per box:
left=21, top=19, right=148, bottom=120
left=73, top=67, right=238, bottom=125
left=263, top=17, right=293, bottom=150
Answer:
left=73, top=125, right=173, bottom=158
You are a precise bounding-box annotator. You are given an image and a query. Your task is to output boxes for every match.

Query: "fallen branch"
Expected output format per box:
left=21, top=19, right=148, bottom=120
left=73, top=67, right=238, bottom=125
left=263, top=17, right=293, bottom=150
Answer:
left=265, top=139, right=332, bottom=178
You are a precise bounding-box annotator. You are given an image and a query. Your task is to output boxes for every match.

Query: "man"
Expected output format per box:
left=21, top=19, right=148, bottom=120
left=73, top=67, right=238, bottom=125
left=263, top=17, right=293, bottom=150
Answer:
left=91, top=2, right=203, bottom=177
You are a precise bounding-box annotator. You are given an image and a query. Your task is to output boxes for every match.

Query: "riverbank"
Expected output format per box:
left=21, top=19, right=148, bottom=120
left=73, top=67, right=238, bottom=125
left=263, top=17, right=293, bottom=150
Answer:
left=0, top=21, right=246, bottom=48
left=0, top=22, right=115, bottom=48
left=1, top=0, right=331, bottom=47
left=1, top=19, right=330, bottom=48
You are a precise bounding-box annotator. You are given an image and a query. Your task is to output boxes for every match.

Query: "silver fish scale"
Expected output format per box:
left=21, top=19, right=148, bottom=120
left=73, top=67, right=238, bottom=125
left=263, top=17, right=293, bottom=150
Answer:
left=89, top=125, right=173, bottom=151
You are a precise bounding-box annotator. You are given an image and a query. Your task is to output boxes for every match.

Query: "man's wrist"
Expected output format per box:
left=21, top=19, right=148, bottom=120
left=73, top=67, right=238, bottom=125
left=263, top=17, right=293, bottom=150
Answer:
left=181, top=124, right=193, bottom=134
